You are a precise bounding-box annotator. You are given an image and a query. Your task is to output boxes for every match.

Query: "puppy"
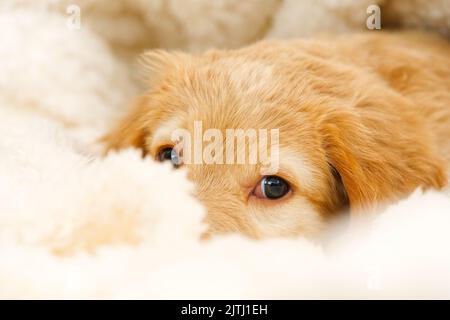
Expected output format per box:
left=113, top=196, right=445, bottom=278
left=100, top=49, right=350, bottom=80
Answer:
left=105, top=32, right=450, bottom=239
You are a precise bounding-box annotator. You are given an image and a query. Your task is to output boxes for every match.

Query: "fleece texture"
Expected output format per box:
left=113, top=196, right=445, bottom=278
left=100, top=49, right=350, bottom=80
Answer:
left=0, top=0, right=449, bottom=299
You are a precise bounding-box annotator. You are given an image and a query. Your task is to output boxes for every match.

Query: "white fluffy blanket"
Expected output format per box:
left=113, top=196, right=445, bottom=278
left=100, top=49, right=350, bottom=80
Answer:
left=1, top=0, right=450, bottom=299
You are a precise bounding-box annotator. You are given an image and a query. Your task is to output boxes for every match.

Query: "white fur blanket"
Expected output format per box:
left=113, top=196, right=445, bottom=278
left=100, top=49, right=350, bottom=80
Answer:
left=1, top=0, right=449, bottom=299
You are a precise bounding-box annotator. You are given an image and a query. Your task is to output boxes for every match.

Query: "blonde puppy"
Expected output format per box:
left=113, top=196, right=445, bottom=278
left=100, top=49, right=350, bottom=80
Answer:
left=106, top=32, right=450, bottom=239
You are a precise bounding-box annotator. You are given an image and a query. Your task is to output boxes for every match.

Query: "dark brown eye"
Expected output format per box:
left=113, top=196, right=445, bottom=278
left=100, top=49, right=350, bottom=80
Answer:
left=253, top=176, right=290, bottom=200
left=157, top=147, right=181, bottom=168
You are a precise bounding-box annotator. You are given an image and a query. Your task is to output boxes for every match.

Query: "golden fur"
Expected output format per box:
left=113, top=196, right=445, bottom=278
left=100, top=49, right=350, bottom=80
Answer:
left=105, top=32, right=450, bottom=238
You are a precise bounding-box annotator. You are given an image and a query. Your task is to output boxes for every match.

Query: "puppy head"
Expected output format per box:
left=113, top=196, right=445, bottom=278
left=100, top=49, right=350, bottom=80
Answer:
left=105, top=44, right=447, bottom=238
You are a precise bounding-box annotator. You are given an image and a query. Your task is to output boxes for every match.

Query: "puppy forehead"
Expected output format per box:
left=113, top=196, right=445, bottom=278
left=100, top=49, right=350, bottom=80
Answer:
left=203, top=57, right=276, bottom=92
left=148, top=117, right=183, bottom=153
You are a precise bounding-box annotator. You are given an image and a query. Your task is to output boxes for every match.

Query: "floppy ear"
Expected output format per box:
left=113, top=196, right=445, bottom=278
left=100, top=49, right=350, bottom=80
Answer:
left=102, top=95, right=150, bottom=153
left=103, top=50, right=191, bottom=154
left=321, top=105, right=447, bottom=213
left=138, top=49, right=191, bottom=88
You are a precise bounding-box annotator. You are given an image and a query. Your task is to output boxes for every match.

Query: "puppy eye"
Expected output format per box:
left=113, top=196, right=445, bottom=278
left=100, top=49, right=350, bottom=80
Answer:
left=157, top=147, right=181, bottom=168
left=253, top=176, right=290, bottom=200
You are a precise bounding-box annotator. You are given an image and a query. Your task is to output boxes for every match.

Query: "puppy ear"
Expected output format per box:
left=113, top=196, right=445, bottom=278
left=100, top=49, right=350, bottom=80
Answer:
left=321, top=105, right=447, bottom=213
left=103, top=50, right=191, bottom=154
left=138, top=49, right=191, bottom=87
left=102, top=95, right=149, bottom=153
